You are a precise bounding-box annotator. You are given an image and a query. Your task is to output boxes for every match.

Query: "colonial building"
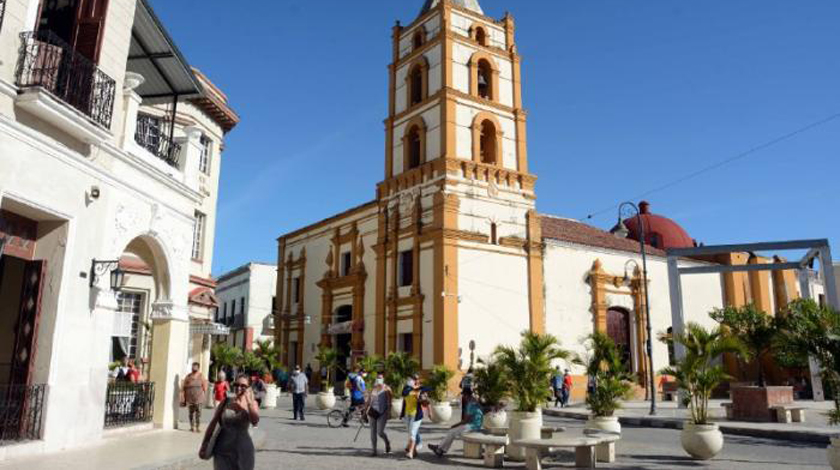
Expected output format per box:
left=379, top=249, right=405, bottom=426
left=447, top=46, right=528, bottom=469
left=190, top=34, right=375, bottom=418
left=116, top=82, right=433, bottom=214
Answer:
left=215, top=262, right=277, bottom=352
left=274, top=0, right=820, bottom=398
left=0, top=0, right=236, bottom=458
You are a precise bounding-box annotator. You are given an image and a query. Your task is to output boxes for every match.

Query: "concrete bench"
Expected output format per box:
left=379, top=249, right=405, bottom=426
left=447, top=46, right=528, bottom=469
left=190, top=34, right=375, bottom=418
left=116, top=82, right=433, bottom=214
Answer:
left=721, top=402, right=733, bottom=420
left=770, top=405, right=806, bottom=424
left=516, top=434, right=620, bottom=470
left=462, top=433, right=509, bottom=468
left=486, top=426, right=565, bottom=439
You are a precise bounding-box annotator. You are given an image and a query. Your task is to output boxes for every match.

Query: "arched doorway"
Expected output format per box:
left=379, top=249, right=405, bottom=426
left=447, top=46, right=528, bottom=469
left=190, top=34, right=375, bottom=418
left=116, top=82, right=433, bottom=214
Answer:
left=333, top=305, right=352, bottom=388
left=606, top=307, right=632, bottom=371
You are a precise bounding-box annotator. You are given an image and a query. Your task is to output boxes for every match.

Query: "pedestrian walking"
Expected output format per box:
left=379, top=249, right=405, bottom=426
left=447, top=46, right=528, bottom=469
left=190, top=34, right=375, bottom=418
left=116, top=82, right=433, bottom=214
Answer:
left=199, top=374, right=260, bottom=469
left=289, top=365, right=309, bottom=421
left=459, top=367, right=474, bottom=420
left=251, top=375, right=266, bottom=408
left=429, top=393, right=484, bottom=457
left=304, top=363, right=313, bottom=382
left=551, top=366, right=563, bottom=408
left=586, top=374, right=597, bottom=397
left=561, top=369, right=573, bottom=407
left=214, top=371, right=230, bottom=406
left=182, top=362, right=208, bottom=432
left=367, top=373, right=392, bottom=457
left=401, top=374, right=430, bottom=459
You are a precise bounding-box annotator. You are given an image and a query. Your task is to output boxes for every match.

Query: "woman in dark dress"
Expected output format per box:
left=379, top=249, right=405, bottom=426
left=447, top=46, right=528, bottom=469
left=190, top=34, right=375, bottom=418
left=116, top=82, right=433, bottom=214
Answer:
left=200, top=375, right=260, bottom=470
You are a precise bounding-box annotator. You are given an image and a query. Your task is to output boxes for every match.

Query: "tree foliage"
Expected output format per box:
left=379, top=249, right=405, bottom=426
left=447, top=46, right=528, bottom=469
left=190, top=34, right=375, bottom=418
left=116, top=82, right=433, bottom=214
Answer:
left=426, top=364, right=455, bottom=403
left=382, top=351, right=419, bottom=392
left=315, top=346, right=339, bottom=388
left=709, top=304, right=777, bottom=386
left=660, top=322, right=748, bottom=424
left=474, top=358, right=509, bottom=411
left=493, top=331, right=570, bottom=412
left=357, top=355, right=383, bottom=389
left=253, top=339, right=283, bottom=378
left=574, top=332, right=634, bottom=417
left=773, top=299, right=840, bottom=425
left=211, top=343, right=242, bottom=379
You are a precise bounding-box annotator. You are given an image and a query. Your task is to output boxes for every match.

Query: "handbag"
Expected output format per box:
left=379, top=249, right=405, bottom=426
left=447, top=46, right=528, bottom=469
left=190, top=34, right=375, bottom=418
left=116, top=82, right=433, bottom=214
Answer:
left=367, top=406, right=381, bottom=420
left=199, top=398, right=227, bottom=460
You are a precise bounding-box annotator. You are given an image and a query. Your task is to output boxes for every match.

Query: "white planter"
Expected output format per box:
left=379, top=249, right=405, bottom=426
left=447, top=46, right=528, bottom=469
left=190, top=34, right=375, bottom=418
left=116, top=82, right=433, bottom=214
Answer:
left=390, top=398, right=404, bottom=419
left=263, top=384, right=278, bottom=409
left=430, top=402, right=452, bottom=424
left=316, top=391, right=336, bottom=410
left=507, top=410, right=542, bottom=461
left=585, top=415, right=621, bottom=434
left=828, top=437, right=840, bottom=470
left=681, top=422, right=724, bottom=460
left=483, top=410, right=508, bottom=429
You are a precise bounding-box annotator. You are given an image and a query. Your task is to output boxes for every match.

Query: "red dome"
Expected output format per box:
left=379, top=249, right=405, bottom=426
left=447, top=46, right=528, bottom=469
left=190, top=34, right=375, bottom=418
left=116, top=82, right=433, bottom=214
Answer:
left=622, top=201, right=694, bottom=250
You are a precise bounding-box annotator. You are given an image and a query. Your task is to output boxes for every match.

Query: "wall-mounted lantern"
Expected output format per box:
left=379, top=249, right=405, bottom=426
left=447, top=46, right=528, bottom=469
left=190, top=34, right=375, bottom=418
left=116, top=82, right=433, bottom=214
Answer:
left=90, top=259, right=125, bottom=291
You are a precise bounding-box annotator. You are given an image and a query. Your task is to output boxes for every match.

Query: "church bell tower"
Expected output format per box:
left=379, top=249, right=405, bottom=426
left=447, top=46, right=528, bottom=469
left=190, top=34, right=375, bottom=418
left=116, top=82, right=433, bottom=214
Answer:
left=373, top=0, right=543, bottom=372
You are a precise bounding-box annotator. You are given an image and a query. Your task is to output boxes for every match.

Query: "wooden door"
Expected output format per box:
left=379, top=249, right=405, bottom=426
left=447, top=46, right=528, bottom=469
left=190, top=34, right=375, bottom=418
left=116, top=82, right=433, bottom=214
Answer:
left=9, top=260, right=46, bottom=386
left=606, top=308, right=631, bottom=368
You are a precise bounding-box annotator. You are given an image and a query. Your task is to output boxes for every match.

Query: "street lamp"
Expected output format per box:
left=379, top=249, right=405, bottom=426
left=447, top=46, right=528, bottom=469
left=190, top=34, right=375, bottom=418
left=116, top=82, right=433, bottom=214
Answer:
left=90, top=259, right=126, bottom=291
left=610, top=202, right=657, bottom=416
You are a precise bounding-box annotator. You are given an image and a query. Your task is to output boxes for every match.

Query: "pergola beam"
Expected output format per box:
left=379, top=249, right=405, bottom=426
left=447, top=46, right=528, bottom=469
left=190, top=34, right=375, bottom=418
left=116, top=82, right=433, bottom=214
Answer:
left=678, top=262, right=801, bottom=275
left=667, top=239, right=828, bottom=257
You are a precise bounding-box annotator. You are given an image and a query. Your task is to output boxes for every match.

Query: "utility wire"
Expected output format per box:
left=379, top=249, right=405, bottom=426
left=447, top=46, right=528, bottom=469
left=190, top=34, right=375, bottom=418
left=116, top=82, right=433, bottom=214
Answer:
left=582, top=112, right=840, bottom=222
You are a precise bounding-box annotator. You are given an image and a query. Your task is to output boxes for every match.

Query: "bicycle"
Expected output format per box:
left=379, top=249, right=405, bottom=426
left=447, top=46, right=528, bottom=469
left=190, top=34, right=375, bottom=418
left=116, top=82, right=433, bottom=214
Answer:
left=327, top=396, right=368, bottom=429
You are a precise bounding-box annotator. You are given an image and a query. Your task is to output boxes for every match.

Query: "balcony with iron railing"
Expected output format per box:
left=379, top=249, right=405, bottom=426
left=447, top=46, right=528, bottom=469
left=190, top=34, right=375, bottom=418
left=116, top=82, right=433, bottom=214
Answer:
left=15, top=30, right=116, bottom=130
left=0, top=384, right=46, bottom=446
left=134, top=113, right=182, bottom=167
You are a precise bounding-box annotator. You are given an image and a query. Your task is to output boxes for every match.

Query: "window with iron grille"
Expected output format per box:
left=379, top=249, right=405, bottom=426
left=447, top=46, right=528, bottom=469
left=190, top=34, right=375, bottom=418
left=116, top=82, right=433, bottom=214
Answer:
left=199, top=135, right=212, bottom=175
left=136, top=113, right=162, bottom=155
left=192, top=211, right=206, bottom=260
left=117, top=291, right=144, bottom=360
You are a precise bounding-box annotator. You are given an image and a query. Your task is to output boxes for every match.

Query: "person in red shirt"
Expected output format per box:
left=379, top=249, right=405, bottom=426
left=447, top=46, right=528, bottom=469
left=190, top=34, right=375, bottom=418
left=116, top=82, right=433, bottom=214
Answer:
left=562, top=370, right=573, bottom=407
left=126, top=359, right=142, bottom=383
left=214, top=371, right=230, bottom=405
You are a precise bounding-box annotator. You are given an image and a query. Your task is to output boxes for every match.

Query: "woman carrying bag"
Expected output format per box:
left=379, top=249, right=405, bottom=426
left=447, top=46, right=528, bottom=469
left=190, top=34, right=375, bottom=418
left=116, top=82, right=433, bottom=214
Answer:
left=200, top=375, right=260, bottom=470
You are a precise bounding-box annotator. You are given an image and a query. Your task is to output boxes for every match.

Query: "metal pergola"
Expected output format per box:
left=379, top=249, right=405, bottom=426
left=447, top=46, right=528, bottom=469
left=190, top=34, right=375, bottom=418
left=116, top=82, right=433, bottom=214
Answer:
left=666, top=239, right=838, bottom=401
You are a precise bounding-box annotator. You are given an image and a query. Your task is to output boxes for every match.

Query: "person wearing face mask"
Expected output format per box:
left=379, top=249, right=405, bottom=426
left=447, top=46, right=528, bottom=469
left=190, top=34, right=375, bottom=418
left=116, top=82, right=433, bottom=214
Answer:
left=182, top=362, right=208, bottom=432
left=366, top=374, right=392, bottom=456
left=289, top=365, right=309, bottom=421
left=200, top=374, right=260, bottom=469
left=342, top=366, right=367, bottom=427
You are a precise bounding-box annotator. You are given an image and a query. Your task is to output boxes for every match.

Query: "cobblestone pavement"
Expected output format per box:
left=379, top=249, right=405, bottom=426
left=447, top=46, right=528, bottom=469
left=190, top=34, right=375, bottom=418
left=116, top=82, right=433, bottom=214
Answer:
left=187, top=396, right=832, bottom=470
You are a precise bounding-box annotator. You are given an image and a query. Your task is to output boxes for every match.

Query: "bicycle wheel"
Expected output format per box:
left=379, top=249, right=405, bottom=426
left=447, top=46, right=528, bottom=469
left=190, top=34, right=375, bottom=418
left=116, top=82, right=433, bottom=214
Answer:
left=327, top=409, right=345, bottom=428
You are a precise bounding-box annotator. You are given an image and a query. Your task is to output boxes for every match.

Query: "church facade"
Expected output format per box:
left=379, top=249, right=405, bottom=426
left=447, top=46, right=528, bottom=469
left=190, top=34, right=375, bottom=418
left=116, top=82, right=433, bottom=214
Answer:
left=274, top=0, right=808, bottom=398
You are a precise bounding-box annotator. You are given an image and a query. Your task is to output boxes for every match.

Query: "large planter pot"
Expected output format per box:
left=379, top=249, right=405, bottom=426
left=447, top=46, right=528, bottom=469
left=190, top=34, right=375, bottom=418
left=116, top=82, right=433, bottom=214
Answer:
left=586, top=415, right=621, bottom=434
left=263, top=384, right=278, bottom=409
left=390, top=398, right=404, bottom=419
left=828, top=437, right=840, bottom=470
left=507, top=410, right=542, bottom=461
left=483, top=410, right=508, bottom=429
left=430, top=402, right=453, bottom=424
left=681, top=422, right=724, bottom=460
left=315, top=391, right=336, bottom=410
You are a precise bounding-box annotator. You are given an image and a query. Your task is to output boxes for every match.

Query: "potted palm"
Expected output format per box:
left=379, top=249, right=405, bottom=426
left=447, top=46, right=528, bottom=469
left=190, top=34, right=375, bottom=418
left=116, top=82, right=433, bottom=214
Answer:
left=383, top=351, right=419, bottom=419
left=358, top=354, right=383, bottom=389
left=660, top=322, right=747, bottom=460
left=427, top=364, right=455, bottom=423
left=253, top=339, right=282, bottom=409
left=314, top=346, right=339, bottom=410
left=494, top=331, right=570, bottom=461
left=473, top=358, right=509, bottom=429
left=575, top=332, right=633, bottom=434
left=773, top=299, right=840, bottom=469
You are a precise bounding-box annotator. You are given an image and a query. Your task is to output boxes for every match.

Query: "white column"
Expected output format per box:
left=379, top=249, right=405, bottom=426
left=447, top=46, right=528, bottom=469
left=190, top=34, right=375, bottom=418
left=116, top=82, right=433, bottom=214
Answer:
left=120, top=72, right=145, bottom=150
left=176, top=126, right=203, bottom=192
left=149, top=301, right=190, bottom=429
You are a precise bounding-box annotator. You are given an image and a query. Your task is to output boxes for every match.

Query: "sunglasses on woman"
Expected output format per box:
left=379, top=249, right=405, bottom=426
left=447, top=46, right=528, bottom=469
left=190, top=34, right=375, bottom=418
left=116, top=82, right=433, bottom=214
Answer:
left=234, top=384, right=249, bottom=389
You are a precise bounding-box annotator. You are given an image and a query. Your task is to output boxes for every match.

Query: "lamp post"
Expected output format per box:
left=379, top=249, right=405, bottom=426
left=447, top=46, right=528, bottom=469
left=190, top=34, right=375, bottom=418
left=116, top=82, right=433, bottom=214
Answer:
left=90, top=259, right=126, bottom=291
left=610, top=202, right=657, bottom=416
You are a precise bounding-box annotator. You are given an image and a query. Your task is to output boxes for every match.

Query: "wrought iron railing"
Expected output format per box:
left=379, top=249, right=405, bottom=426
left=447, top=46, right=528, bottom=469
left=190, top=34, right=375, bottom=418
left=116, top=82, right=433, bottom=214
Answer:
left=0, top=384, right=46, bottom=445
left=104, top=381, right=155, bottom=428
left=15, top=30, right=116, bottom=129
left=135, top=113, right=182, bottom=167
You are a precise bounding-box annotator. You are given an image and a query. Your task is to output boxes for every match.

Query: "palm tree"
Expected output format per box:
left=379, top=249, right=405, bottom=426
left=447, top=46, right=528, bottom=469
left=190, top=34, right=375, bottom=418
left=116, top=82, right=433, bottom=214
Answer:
left=211, top=343, right=242, bottom=379
left=574, top=332, right=633, bottom=417
left=357, top=354, right=383, bottom=389
left=427, top=364, right=455, bottom=403
left=660, top=322, right=747, bottom=424
left=315, top=346, right=339, bottom=391
left=493, top=331, right=570, bottom=412
left=383, top=351, right=420, bottom=392
left=253, top=339, right=282, bottom=376
left=474, top=358, right=509, bottom=412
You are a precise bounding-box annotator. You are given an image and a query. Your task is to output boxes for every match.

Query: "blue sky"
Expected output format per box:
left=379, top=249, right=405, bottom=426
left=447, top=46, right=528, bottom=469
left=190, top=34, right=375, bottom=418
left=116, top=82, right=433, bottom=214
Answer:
left=150, top=1, right=840, bottom=276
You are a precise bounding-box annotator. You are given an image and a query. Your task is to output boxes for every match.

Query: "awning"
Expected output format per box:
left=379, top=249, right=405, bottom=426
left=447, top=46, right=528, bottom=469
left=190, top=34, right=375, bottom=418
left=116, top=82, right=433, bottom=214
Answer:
left=325, top=319, right=364, bottom=335
left=191, top=322, right=230, bottom=336
left=128, top=0, right=203, bottom=103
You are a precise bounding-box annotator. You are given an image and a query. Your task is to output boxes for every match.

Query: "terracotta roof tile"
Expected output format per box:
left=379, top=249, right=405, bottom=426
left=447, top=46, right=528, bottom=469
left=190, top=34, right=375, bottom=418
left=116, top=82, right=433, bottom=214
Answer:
left=540, top=214, right=667, bottom=257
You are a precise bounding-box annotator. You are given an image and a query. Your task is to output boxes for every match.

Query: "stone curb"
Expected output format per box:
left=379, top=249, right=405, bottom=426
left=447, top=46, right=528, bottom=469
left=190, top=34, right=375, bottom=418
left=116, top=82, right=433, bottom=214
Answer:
left=544, top=409, right=834, bottom=445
